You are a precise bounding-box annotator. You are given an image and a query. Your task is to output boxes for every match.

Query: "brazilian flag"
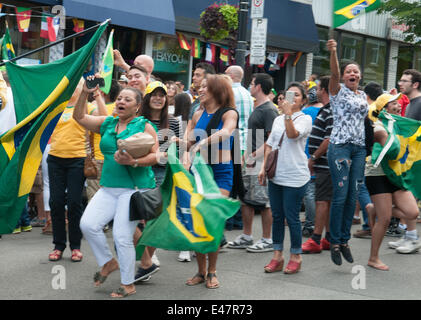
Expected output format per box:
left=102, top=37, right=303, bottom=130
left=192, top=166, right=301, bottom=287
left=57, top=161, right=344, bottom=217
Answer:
left=0, top=21, right=108, bottom=234
left=136, top=143, right=239, bottom=258
left=372, top=110, right=421, bottom=199
left=333, top=0, right=382, bottom=28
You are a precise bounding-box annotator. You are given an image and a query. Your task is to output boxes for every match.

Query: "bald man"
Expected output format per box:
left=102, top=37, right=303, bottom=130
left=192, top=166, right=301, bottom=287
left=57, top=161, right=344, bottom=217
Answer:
left=225, top=65, right=253, bottom=153
left=113, top=50, right=154, bottom=83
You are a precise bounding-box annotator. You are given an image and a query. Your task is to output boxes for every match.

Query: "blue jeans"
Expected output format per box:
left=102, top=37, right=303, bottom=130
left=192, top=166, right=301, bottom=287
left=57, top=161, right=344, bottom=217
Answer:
left=268, top=181, right=308, bottom=254
left=328, top=143, right=366, bottom=245
left=358, top=178, right=371, bottom=231
left=16, top=204, right=30, bottom=228
left=303, top=178, right=316, bottom=229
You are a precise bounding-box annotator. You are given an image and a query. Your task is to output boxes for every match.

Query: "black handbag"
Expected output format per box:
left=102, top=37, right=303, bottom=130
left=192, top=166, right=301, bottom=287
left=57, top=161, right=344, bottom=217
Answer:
left=124, top=166, right=163, bottom=222
left=129, top=187, right=163, bottom=221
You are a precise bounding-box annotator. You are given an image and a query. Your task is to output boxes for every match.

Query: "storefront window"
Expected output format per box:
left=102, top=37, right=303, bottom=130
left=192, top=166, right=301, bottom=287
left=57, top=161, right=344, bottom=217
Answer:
left=312, top=27, right=333, bottom=77
left=414, top=47, right=421, bottom=72
left=363, top=39, right=387, bottom=87
left=340, top=33, right=363, bottom=67
left=151, top=35, right=190, bottom=87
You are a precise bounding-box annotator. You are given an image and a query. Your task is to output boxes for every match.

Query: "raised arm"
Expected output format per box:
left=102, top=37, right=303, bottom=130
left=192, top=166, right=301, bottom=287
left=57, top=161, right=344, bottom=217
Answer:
left=73, top=76, right=107, bottom=133
left=327, top=39, right=341, bottom=96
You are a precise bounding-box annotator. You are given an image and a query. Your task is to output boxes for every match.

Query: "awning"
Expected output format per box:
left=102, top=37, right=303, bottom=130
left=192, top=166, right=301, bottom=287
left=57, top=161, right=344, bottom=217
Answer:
left=63, top=0, right=175, bottom=35
left=174, top=0, right=319, bottom=53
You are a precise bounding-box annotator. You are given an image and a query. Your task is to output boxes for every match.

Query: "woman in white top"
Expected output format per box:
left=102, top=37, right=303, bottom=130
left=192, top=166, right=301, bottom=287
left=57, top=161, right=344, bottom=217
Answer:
left=258, top=82, right=312, bottom=274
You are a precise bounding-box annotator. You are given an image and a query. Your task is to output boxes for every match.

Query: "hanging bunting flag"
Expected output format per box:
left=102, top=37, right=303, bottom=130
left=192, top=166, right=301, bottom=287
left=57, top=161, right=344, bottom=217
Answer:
left=47, top=16, right=60, bottom=42
left=220, top=46, right=229, bottom=64
left=15, top=7, right=32, bottom=32
left=205, top=43, right=216, bottom=63
left=73, top=18, right=85, bottom=33
left=267, top=52, right=278, bottom=65
left=40, top=13, right=49, bottom=39
left=280, top=53, right=290, bottom=67
left=177, top=32, right=191, bottom=51
left=293, top=52, right=303, bottom=66
left=191, top=38, right=201, bottom=59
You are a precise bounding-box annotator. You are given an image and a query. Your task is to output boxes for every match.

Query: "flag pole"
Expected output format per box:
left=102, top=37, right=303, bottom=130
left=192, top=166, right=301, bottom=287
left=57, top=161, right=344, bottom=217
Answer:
left=0, top=19, right=111, bottom=66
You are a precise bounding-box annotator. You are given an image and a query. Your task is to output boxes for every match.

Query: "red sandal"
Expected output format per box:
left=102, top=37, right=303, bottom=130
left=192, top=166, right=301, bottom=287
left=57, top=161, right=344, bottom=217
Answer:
left=264, top=259, right=284, bottom=273
left=49, top=250, right=63, bottom=262
left=71, top=249, right=83, bottom=262
left=284, top=260, right=301, bottom=274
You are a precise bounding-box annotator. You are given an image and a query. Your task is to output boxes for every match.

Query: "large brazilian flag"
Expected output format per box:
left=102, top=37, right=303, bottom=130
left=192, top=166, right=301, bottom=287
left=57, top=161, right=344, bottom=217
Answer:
left=372, top=110, right=421, bottom=199
left=136, top=144, right=239, bottom=258
left=0, top=21, right=108, bottom=234
left=333, top=0, right=382, bottom=28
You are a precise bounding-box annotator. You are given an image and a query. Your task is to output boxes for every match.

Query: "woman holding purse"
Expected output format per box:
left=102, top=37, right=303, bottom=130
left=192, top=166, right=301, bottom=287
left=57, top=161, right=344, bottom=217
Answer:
left=74, top=76, right=159, bottom=298
left=258, top=82, right=312, bottom=274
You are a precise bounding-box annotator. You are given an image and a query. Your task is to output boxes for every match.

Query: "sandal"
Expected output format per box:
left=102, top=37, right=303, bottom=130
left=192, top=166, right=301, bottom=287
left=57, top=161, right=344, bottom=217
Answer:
left=110, top=286, right=136, bottom=298
left=49, top=249, right=63, bottom=262
left=206, top=272, right=219, bottom=289
left=71, top=249, right=83, bottom=262
left=284, top=260, right=301, bottom=274
left=186, top=273, right=206, bottom=286
left=94, top=271, right=108, bottom=287
left=264, top=259, right=284, bottom=273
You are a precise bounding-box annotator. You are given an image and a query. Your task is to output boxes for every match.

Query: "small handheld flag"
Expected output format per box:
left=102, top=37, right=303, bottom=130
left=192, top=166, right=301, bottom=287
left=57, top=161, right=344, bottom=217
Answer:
left=100, top=29, right=114, bottom=95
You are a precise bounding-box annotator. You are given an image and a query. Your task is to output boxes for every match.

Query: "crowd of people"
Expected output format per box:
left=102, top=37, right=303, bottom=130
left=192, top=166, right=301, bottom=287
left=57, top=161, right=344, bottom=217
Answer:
left=4, top=37, right=421, bottom=298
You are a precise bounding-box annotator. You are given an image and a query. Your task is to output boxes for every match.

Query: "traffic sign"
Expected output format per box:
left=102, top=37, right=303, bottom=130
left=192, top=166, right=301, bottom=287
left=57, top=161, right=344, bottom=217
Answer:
left=250, top=18, right=267, bottom=65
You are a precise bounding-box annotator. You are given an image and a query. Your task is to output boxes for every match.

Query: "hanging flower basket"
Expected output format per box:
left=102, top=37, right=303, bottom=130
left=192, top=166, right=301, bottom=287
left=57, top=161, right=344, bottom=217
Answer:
left=199, top=3, right=238, bottom=42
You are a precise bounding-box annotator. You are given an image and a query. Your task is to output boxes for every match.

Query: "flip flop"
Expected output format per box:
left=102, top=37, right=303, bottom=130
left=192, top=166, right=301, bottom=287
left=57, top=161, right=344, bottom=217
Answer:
left=186, top=273, right=206, bottom=286
left=110, top=287, right=136, bottom=298
left=93, top=271, right=108, bottom=287
left=49, top=250, right=63, bottom=262
left=206, top=272, right=219, bottom=289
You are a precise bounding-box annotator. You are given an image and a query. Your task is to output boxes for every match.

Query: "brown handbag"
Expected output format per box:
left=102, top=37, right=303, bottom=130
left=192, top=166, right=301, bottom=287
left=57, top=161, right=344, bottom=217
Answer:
left=84, top=131, right=98, bottom=179
left=265, top=114, right=304, bottom=179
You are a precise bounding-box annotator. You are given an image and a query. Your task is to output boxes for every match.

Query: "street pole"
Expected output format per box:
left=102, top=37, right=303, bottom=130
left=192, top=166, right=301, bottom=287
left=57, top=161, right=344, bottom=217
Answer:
left=235, top=0, right=250, bottom=75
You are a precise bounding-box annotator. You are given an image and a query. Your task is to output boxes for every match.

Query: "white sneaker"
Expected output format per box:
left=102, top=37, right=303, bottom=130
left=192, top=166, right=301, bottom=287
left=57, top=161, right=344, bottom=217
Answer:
left=177, top=251, right=191, bottom=262
left=151, top=252, right=160, bottom=267
left=388, top=236, right=408, bottom=249
left=246, top=238, right=274, bottom=253
left=395, top=239, right=421, bottom=254
left=228, top=234, right=253, bottom=249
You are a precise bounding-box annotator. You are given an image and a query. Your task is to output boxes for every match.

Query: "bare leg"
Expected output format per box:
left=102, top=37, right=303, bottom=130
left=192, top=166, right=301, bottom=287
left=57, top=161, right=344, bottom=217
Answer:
left=314, top=201, right=330, bottom=235
left=392, top=190, right=419, bottom=231
left=368, top=194, right=392, bottom=271
left=261, top=207, right=272, bottom=239
left=241, top=204, right=255, bottom=236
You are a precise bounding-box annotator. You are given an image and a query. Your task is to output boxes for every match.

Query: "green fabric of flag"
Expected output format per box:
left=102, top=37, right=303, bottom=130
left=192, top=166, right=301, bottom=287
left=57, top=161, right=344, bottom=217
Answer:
left=333, top=0, right=382, bottom=28
left=100, top=29, right=114, bottom=95
left=0, top=22, right=108, bottom=234
left=136, top=144, right=239, bottom=259
left=2, top=25, right=16, bottom=61
left=371, top=110, right=421, bottom=199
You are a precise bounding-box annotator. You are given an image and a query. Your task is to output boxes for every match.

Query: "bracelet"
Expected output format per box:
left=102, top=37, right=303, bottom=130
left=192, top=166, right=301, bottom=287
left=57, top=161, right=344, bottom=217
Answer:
left=285, top=114, right=292, bottom=121
left=132, top=159, right=138, bottom=168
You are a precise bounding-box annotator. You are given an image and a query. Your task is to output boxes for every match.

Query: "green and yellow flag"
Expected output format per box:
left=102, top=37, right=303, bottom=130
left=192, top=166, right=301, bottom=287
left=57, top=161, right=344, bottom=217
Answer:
left=333, top=0, right=382, bottom=28
left=100, top=29, right=114, bottom=95
left=1, top=23, right=16, bottom=61
left=136, top=144, right=239, bottom=259
left=371, top=111, right=421, bottom=199
left=0, top=22, right=108, bottom=234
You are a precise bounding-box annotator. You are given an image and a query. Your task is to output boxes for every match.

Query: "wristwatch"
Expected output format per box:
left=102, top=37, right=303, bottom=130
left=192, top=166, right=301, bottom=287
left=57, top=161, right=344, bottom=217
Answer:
left=310, top=154, right=317, bottom=161
left=284, top=114, right=292, bottom=121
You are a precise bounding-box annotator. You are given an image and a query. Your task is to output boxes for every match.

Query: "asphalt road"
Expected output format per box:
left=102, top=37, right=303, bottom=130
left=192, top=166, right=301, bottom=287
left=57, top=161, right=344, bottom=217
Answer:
left=1, top=214, right=420, bottom=303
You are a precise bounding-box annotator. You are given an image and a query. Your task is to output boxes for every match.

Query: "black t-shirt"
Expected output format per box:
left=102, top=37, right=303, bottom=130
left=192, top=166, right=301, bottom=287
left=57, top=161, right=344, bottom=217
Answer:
left=247, top=101, right=278, bottom=154
left=405, top=96, right=421, bottom=121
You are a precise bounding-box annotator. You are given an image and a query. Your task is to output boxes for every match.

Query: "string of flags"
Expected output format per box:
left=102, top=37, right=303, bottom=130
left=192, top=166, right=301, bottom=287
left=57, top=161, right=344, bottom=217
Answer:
left=176, top=31, right=303, bottom=68
left=0, top=4, right=85, bottom=41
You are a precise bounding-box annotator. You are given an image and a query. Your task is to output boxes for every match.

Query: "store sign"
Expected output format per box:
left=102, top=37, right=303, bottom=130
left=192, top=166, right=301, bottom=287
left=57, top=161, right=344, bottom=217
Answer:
left=387, top=18, right=410, bottom=42
left=155, top=51, right=188, bottom=64
left=152, top=36, right=189, bottom=74
left=250, top=18, right=268, bottom=65
left=250, top=0, right=265, bottom=19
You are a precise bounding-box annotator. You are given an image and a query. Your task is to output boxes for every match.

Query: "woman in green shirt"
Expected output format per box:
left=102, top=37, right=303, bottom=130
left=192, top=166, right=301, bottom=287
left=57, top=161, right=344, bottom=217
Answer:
left=73, top=77, right=158, bottom=298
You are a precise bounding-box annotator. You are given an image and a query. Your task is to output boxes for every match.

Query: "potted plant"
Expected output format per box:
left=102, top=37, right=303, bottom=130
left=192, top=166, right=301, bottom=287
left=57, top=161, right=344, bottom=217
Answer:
left=199, top=3, right=238, bottom=42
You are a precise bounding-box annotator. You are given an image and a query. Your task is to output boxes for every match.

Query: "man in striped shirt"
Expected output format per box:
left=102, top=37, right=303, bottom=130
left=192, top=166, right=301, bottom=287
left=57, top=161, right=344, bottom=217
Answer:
left=225, top=65, right=253, bottom=153
left=302, top=76, right=334, bottom=254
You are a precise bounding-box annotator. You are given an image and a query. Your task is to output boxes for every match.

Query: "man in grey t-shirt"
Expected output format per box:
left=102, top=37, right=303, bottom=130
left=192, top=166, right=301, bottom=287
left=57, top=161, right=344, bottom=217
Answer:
left=228, top=73, right=278, bottom=253
left=399, top=69, right=421, bottom=121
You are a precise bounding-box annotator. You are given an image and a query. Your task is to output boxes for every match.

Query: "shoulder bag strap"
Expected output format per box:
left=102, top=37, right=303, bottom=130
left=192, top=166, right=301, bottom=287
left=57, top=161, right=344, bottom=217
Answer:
left=277, top=114, right=305, bottom=148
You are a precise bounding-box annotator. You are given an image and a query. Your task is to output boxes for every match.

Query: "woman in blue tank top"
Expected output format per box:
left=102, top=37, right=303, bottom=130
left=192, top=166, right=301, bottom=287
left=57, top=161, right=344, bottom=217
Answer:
left=182, top=74, right=238, bottom=289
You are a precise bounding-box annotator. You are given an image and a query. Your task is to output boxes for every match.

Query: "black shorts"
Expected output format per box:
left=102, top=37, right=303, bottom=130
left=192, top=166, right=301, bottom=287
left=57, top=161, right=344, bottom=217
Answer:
left=365, top=175, right=401, bottom=195
left=315, top=170, right=333, bottom=201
